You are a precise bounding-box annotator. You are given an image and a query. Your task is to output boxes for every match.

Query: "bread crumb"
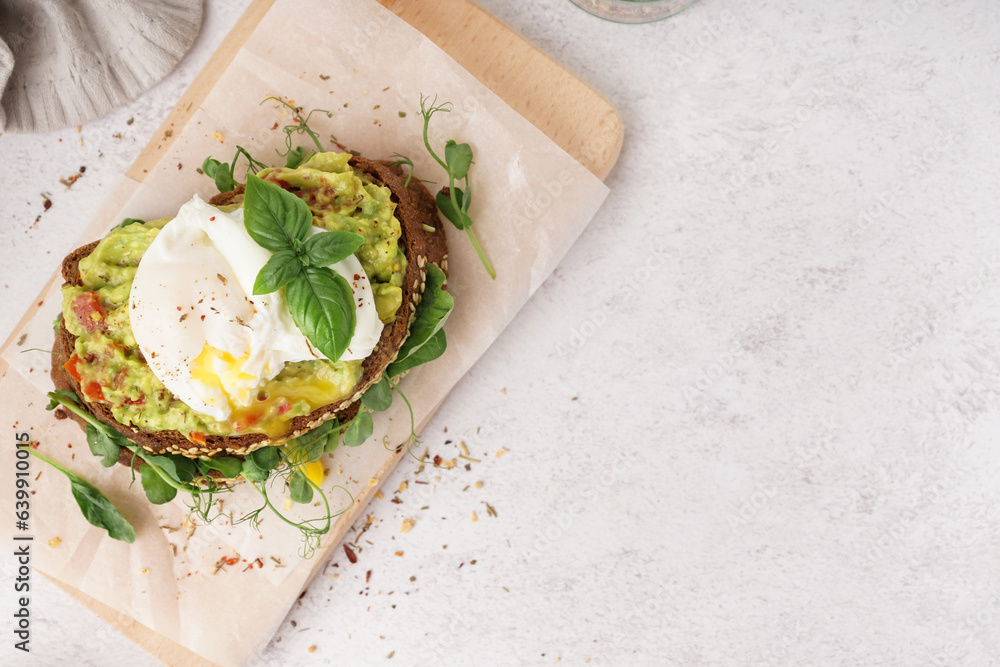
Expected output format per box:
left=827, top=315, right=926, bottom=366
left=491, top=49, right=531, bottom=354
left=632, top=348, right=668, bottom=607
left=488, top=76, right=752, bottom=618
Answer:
left=394, top=551, right=404, bottom=557
left=209, top=131, right=224, bottom=142
left=474, top=481, right=483, bottom=489
left=496, top=447, right=508, bottom=458
left=398, top=481, right=407, bottom=493
left=48, top=537, right=61, bottom=548
left=401, top=518, right=415, bottom=533
left=375, top=491, right=383, bottom=499
left=471, top=511, right=478, bottom=522
left=139, top=568, right=150, bottom=575
left=368, top=477, right=379, bottom=486
left=308, top=645, right=316, bottom=653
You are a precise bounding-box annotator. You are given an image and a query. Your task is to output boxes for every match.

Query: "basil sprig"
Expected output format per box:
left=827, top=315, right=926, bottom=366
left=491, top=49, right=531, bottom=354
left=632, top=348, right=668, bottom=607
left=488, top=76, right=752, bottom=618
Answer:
left=244, top=175, right=365, bottom=361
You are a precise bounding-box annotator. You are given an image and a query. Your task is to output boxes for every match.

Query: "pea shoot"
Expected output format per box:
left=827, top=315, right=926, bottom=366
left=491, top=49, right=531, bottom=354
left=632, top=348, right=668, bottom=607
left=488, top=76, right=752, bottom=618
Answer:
left=419, top=94, right=496, bottom=279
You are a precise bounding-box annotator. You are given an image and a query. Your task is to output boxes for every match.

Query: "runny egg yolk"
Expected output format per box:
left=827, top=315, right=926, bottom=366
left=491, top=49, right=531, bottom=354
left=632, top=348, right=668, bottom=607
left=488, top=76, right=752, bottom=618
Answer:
left=190, top=343, right=261, bottom=409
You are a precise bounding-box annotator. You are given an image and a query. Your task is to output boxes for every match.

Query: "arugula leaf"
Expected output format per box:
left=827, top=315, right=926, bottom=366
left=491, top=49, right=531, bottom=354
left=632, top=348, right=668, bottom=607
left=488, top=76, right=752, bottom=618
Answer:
left=28, top=449, right=136, bottom=543
left=249, top=446, right=281, bottom=471
left=140, top=465, right=178, bottom=504
left=361, top=376, right=392, bottom=412
left=197, top=456, right=244, bottom=479
left=244, top=175, right=312, bottom=252
left=253, top=249, right=302, bottom=295
left=435, top=188, right=472, bottom=230
left=388, top=263, right=452, bottom=376
left=117, top=217, right=146, bottom=229
left=289, top=470, right=314, bottom=504
left=343, top=411, right=373, bottom=447
left=389, top=328, right=447, bottom=377
left=445, top=140, right=473, bottom=180
left=202, top=156, right=237, bottom=193
left=286, top=265, right=356, bottom=361
left=300, top=231, right=366, bottom=268
left=85, top=424, right=122, bottom=468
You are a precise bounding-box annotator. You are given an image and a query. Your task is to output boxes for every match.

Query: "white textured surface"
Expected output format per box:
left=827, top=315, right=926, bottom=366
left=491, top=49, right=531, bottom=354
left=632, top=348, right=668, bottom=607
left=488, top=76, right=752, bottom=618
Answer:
left=3, top=0, right=1000, bottom=665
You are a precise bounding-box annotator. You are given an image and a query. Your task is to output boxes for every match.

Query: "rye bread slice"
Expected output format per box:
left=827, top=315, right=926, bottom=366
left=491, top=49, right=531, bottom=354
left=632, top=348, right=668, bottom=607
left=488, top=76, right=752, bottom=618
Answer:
left=52, top=157, right=447, bottom=460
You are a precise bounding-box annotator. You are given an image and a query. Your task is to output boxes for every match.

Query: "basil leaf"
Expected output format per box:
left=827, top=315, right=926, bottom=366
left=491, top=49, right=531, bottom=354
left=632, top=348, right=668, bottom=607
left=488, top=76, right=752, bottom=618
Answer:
left=143, top=454, right=197, bottom=484
left=69, top=474, right=136, bottom=542
left=388, top=263, right=452, bottom=376
left=300, top=231, right=366, bottom=268
left=85, top=424, right=121, bottom=468
left=249, top=446, right=281, bottom=471
left=285, top=266, right=356, bottom=361
left=436, top=188, right=472, bottom=230
left=361, top=377, right=392, bottom=412
left=289, top=470, right=314, bottom=504
left=444, top=140, right=473, bottom=180
left=140, top=466, right=177, bottom=505
left=253, top=250, right=302, bottom=295
left=389, top=328, right=447, bottom=377
left=243, top=175, right=312, bottom=252
left=197, top=456, right=244, bottom=479
left=343, top=412, right=373, bottom=447
left=202, top=156, right=236, bottom=193
left=241, top=457, right=269, bottom=483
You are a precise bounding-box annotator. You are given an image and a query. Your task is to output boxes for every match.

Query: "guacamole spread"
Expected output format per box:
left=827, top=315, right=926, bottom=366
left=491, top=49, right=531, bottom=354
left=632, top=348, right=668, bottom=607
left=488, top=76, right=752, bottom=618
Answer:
left=60, top=153, right=407, bottom=440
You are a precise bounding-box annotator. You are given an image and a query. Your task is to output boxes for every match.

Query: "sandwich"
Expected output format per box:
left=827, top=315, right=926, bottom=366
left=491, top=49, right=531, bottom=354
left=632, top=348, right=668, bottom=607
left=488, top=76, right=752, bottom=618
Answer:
left=45, top=147, right=451, bottom=544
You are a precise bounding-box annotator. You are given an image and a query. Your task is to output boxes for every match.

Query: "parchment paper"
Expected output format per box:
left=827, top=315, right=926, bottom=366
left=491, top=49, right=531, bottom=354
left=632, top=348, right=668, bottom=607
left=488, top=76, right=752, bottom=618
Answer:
left=0, top=0, right=609, bottom=664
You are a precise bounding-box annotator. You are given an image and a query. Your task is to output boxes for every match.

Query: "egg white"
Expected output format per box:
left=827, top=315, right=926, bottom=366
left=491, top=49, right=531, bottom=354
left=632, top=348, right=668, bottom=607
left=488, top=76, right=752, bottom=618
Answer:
left=128, top=195, right=383, bottom=422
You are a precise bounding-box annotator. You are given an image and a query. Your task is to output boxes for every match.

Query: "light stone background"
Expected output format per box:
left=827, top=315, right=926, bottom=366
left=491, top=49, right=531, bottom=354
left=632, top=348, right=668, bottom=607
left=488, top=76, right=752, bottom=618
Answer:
left=3, top=0, right=1000, bottom=665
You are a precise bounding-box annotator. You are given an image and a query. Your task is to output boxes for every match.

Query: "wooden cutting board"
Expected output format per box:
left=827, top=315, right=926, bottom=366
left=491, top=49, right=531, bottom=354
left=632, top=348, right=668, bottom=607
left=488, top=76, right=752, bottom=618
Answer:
left=39, top=0, right=623, bottom=664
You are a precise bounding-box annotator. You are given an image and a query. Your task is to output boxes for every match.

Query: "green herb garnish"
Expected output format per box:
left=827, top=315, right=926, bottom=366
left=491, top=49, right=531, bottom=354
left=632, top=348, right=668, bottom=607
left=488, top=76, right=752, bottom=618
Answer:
left=243, top=175, right=365, bottom=361
left=202, top=146, right=267, bottom=193
left=418, top=94, right=496, bottom=279
left=27, top=448, right=136, bottom=543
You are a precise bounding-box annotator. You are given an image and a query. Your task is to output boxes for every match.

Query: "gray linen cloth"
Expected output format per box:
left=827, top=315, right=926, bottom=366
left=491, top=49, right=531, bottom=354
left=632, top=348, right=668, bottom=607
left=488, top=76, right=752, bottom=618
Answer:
left=0, top=0, right=202, bottom=133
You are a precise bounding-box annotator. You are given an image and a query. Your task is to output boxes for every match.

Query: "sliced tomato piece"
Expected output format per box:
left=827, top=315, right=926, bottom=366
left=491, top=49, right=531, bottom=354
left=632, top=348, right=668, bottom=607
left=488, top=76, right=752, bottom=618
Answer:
left=71, top=292, right=106, bottom=333
left=63, top=354, right=83, bottom=382
left=82, top=381, right=105, bottom=402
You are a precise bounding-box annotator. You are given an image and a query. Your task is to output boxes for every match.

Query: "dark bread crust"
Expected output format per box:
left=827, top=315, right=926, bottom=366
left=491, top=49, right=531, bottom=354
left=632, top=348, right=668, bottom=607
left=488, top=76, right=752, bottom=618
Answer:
left=52, top=157, right=447, bottom=459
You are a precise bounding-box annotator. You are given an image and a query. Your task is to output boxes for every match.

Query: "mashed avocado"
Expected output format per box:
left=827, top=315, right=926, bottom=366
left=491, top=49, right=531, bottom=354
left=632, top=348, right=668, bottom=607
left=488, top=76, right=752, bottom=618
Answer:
left=61, top=154, right=405, bottom=439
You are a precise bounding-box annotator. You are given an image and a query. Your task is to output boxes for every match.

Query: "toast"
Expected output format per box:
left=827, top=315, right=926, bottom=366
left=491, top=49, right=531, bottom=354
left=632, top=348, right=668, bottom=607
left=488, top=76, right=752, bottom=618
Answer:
left=52, top=155, right=447, bottom=460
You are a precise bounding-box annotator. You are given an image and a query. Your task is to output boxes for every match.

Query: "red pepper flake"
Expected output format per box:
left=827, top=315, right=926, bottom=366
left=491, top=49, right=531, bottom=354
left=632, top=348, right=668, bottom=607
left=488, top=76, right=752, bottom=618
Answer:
left=433, top=455, right=442, bottom=467
left=200, top=315, right=206, bottom=321
left=343, top=544, right=357, bottom=564
left=365, top=569, right=372, bottom=583
left=354, top=274, right=360, bottom=280
left=209, top=216, right=215, bottom=221
left=224, top=556, right=239, bottom=566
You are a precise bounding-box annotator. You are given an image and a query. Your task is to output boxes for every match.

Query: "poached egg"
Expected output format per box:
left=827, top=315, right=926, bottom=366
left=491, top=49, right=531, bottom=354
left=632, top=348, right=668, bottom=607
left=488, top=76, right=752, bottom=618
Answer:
left=129, top=194, right=382, bottom=423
